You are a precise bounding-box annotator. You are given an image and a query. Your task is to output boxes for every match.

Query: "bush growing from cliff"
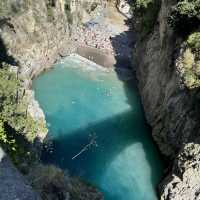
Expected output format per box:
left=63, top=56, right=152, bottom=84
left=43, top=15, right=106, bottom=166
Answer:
left=131, top=0, right=160, bottom=36
left=0, top=120, right=16, bottom=151
left=132, top=0, right=153, bottom=11
left=0, top=66, right=41, bottom=143
left=169, top=0, right=200, bottom=35
left=187, top=32, right=200, bottom=58
left=0, top=65, right=45, bottom=167
left=0, top=119, right=36, bottom=167
left=28, top=165, right=69, bottom=199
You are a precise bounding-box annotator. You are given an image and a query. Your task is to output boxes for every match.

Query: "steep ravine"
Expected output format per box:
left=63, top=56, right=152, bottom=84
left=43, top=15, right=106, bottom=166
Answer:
left=0, top=0, right=200, bottom=199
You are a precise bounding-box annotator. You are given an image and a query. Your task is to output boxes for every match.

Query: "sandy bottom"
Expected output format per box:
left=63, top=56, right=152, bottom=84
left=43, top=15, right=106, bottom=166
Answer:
left=77, top=46, right=116, bottom=68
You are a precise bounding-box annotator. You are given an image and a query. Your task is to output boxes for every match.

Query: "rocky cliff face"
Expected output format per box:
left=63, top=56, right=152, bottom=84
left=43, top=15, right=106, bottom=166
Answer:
left=134, top=0, right=200, bottom=199
left=0, top=1, right=104, bottom=199
left=0, top=147, right=41, bottom=200
left=0, top=0, right=72, bottom=80
left=0, top=0, right=103, bottom=80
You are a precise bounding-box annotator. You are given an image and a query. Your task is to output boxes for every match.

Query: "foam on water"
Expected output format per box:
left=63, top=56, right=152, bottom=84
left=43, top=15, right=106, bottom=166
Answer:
left=33, top=55, right=163, bottom=200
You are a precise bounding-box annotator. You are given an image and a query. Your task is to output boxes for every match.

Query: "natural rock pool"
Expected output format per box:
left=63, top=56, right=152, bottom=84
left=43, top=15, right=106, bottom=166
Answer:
left=33, top=55, right=163, bottom=200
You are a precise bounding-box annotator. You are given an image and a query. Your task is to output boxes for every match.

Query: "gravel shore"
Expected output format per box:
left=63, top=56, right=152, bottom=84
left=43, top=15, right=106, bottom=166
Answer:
left=73, top=3, right=134, bottom=68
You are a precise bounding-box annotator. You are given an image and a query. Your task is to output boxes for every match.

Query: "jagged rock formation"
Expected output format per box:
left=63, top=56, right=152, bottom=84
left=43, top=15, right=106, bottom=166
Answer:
left=0, top=1, right=104, bottom=199
left=2, top=0, right=199, bottom=199
left=0, top=0, right=72, bottom=80
left=0, top=0, right=103, bottom=79
left=116, top=0, right=132, bottom=19
left=0, top=147, right=41, bottom=200
left=133, top=0, right=200, bottom=199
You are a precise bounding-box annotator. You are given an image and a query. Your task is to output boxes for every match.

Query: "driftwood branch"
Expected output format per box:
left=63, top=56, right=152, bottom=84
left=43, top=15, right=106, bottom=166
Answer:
left=72, top=133, right=98, bottom=160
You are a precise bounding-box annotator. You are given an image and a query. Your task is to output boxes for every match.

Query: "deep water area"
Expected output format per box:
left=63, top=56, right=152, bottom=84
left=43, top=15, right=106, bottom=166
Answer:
left=33, top=55, right=163, bottom=200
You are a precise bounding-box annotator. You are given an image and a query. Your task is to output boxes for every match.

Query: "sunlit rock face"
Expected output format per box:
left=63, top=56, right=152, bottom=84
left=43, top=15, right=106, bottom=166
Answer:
left=0, top=147, right=5, bottom=162
left=134, top=0, right=200, bottom=199
left=0, top=0, right=104, bottom=80
left=0, top=147, right=41, bottom=200
left=117, top=0, right=132, bottom=19
left=0, top=0, right=71, bottom=79
left=33, top=55, right=163, bottom=200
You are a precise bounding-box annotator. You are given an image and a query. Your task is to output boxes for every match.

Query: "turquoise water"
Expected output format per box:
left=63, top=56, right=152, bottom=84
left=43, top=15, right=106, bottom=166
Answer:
left=33, top=56, right=163, bottom=200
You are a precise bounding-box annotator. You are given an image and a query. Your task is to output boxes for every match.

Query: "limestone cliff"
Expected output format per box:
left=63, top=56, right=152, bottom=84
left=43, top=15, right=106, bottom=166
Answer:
left=134, top=0, right=200, bottom=199
left=0, top=0, right=103, bottom=80
left=0, top=0, right=72, bottom=80
left=0, top=1, right=104, bottom=199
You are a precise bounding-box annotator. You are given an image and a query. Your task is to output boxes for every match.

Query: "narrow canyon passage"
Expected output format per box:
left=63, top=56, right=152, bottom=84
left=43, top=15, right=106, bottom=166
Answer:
left=33, top=3, right=164, bottom=200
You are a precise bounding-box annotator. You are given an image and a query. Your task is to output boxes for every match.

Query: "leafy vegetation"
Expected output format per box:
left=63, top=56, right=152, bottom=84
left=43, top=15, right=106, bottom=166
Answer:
left=0, top=120, right=17, bottom=152
left=0, top=119, right=36, bottom=167
left=187, top=32, right=200, bottom=58
left=132, top=0, right=154, bottom=11
left=28, top=164, right=69, bottom=199
left=131, top=0, right=160, bottom=36
left=0, top=66, right=39, bottom=142
left=168, top=1, right=200, bottom=89
left=179, top=48, right=200, bottom=89
left=0, top=64, right=45, bottom=166
left=28, top=164, right=101, bottom=200
left=169, top=0, right=200, bottom=35
left=180, top=33, right=200, bottom=89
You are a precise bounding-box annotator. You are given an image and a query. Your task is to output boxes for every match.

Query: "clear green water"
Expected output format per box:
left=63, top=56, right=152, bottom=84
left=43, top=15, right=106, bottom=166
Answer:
left=33, top=56, right=163, bottom=200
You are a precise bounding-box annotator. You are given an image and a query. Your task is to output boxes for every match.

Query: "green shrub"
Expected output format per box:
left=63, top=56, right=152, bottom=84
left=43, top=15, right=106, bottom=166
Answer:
left=131, top=0, right=160, bottom=36
left=169, top=0, right=200, bottom=35
left=0, top=66, right=41, bottom=167
left=28, top=165, right=69, bottom=200
left=0, top=119, right=36, bottom=167
left=187, top=32, right=200, bottom=57
left=0, top=120, right=17, bottom=151
left=0, top=66, right=41, bottom=143
left=179, top=48, right=200, bottom=89
left=132, top=0, right=154, bottom=11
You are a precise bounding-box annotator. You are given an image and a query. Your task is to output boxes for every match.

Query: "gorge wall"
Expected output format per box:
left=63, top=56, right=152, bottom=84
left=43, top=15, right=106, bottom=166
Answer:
left=1, top=0, right=200, bottom=199
left=0, top=0, right=104, bottom=199
left=134, top=0, right=200, bottom=199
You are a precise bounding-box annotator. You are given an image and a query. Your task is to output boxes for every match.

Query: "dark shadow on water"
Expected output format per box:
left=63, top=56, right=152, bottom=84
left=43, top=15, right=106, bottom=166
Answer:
left=41, top=78, right=163, bottom=200
left=109, top=12, right=164, bottom=197
left=40, top=6, right=163, bottom=200
left=42, top=106, right=161, bottom=200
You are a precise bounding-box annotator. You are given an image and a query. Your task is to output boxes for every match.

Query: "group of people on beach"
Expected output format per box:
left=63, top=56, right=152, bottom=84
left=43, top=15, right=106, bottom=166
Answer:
left=75, top=24, right=115, bottom=54
left=73, top=17, right=133, bottom=60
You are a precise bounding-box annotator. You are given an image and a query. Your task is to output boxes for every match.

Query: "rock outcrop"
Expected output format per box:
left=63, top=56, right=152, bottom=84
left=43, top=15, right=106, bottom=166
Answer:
left=0, top=1, right=104, bottom=199
left=134, top=0, right=200, bottom=199
left=0, top=147, right=41, bottom=200
left=0, top=0, right=72, bottom=80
